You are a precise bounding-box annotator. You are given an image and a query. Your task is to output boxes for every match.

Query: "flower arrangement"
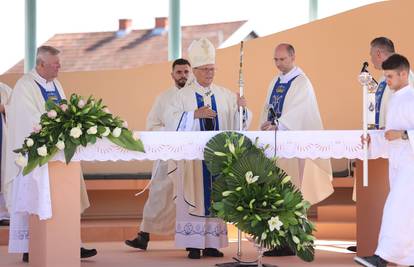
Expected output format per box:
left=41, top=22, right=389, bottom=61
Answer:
left=14, top=94, right=144, bottom=175
left=204, top=132, right=315, bottom=262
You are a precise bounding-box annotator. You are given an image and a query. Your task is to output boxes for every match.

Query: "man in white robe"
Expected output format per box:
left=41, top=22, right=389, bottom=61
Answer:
left=355, top=54, right=414, bottom=267
left=0, top=82, right=12, bottom=225
left=125, top=58, right=191, bottom=250
left=260, top=43, right=333, bottom=256
left=348, top=38, right=414, bottom=253
left=4, top=46, right=96, bottom=260
left=165, top=38, right=251, bottom=259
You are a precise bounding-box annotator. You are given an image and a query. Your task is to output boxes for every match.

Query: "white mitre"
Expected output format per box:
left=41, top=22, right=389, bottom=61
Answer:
left=188, top=38, right=215, bottom=68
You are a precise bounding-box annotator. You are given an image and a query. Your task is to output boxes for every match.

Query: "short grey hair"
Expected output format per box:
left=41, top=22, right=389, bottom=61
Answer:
left=36, top=46, right=60, bottom=65
left=370, top=37, right=395, bottom=54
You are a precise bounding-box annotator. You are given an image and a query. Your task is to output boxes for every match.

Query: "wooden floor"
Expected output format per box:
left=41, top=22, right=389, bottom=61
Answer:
left=0, top=240, right=363, bottom=267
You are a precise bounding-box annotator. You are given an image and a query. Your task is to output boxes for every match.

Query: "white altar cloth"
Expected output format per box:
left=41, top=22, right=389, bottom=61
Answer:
left=9, top=130, right=388, bottom=252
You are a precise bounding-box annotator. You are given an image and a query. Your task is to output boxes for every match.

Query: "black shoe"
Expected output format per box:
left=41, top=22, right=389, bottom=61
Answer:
left=187, top=248, right=201, bottom=259
left=263, top=246, right=296, bottom=257
left=0, top=219, right=9, bottom=226
left=202, top=248, right=224, bottom=257
left=124, top=231, right=150, bottom=250
left=354, top=255, right=387, bottom=267
left=347, top=246, right=357, bottom=252
left=22, top=253, right=29, bottom=263
left=81, top=247, right=97, bottom=258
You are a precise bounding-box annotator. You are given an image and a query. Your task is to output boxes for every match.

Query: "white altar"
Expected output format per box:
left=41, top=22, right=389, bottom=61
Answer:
left=9, top=130, right=391, bottom=266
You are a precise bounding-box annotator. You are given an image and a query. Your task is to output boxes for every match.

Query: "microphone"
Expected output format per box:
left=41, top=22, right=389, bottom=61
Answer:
left=360, top=62, right=369, bottom=73
left=267, top=104, right=277, bottom=125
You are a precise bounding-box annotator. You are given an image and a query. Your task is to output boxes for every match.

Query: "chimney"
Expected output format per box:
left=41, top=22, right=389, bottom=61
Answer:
left=119, top=19, right=132, bottom=31
left=117, top=19, right=132, bottom=37
left=155, top=17, right=168, bottom=29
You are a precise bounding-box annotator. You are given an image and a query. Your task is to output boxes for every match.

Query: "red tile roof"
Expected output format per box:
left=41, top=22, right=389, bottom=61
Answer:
left=6, top=21, right=246, bottom=73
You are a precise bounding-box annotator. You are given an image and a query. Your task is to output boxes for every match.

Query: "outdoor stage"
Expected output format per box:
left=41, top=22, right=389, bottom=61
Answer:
left=1, top=240, right=357, bottom=267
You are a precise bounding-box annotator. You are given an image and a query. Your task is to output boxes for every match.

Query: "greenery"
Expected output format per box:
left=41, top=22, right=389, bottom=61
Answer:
left=14, top=94, right=144, bottom=175
left=204, top=132, right=315, bottom=262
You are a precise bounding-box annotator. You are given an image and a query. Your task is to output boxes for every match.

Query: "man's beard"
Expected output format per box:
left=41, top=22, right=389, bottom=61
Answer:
left=176, top=78, right=187, bottom=88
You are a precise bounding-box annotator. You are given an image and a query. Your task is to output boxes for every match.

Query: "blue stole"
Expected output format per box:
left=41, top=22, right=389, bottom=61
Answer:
left=195, top=92, right=219, bottom=216
left=374, top=80, right=387, bottom=129
left=268, top=75, right=299, bottom=120
left=35, top=81, right=62, bottom=104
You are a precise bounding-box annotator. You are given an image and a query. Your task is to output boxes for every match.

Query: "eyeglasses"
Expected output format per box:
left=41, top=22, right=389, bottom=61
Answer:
left=195, top=67, right=217, bottom=73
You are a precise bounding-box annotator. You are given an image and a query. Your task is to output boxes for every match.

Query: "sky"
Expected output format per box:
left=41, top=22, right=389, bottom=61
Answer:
left=0, top=0, right=381, bottom=74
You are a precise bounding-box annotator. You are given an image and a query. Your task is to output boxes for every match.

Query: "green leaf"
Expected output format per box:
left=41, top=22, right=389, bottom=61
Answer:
left=106, top=129, right=144, bottom=152
left=23, top=157, right=41, bottom=175
left=64, top=140, right=77, bottom=164
left=39, top=147, right=58, bottom=166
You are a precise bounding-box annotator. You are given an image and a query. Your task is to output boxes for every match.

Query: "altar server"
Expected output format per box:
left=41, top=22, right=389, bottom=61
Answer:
left=125, top=58, right=191, bottom=250
left=355, top=54, right=414, bottom=267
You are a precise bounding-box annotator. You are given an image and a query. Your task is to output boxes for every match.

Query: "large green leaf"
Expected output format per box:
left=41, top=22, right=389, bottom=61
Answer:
left=204, top=132, right=252, bottom=176
left=64, top=139, right=77, bottom=164
left=23, top=156, right=41, bottom=175
left=39, top=147, right=59, bottom=166
left=106, top=130, right=144, bottom=152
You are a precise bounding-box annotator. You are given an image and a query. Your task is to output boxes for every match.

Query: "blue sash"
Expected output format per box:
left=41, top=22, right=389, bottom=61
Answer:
left=195, top=92, right=219, bottom=131
left=375, top=80, right=387, bottom=129
left=268, top=75, right=299, bottom=120
left=195, top=92, right=219, bottom=216
left=35, top=81, right=62, bottom=104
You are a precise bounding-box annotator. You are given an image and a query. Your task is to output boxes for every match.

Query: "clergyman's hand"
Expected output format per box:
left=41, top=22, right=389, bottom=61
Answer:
left=237, top=93, right=247, bottom=108
left=360, top=134, right=371, bottom=146
left=384, top=130, right=403, bottom=141
left=194, top=106, right=217, bottom=119
left=260, top=121, right=277, bottom=131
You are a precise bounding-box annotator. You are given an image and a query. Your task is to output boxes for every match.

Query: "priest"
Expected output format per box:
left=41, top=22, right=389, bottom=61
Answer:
left=260, top=43, right=334, bottom=256
left=355, top=54, right=414, bottom=267
left=4, top=46, right=96, bottom=260
left=0, top=82, right=11, bottom=225
left=369, top=37, right=414, bottom=130
left=165, top=38, right=251, bottom=259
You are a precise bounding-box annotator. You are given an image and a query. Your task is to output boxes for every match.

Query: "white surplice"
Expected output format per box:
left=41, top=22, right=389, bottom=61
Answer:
left=374, top=85, right=414, bottom=266
left=0, top=82, right=12, bottom=220
left=5, top=70, right=90, bottom=253
left=140, top=86, right=180, bottom=235
left=376, top=71, right=414, bottom=129
left=260, top=67, right=333, bottom=204
left=165, top=79, right=251, bottom=249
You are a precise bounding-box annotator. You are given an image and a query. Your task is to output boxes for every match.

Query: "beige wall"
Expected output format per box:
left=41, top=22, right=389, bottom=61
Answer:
left=1, top=0, right=413, bottom=173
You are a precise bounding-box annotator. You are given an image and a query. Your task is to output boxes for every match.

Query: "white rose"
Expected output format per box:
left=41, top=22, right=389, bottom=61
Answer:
left=122, top=121, right=128, bottom=128
left=112, top=127, right=122, bottom=138
left=102, top=127, right=110, bottom=137
left=37, top=145, right=48, bottom=157
left=78, top=99, right=85, bottom=108
left=87, top=126, right=98, bottom=135
left=56, top=140, right=65, bottom=150
left=132, top=131, right=140, bottom=141
left=26, top=138, right=34, bottom=147
left=70, top=127, right=83, bottom=139
left=15, top=153, right=28, bottom=167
